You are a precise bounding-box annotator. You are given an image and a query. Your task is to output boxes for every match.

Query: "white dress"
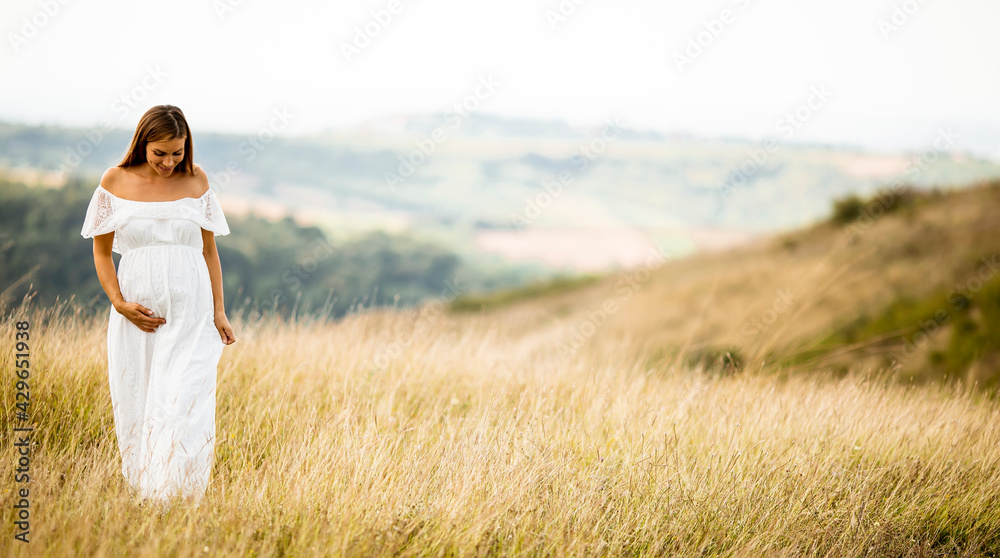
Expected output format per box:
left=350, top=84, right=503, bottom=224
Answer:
left=80, top=184, right=230, bottom=503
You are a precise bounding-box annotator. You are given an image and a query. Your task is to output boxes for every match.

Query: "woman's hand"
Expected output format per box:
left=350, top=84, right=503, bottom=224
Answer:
left=115, top=302, right=166, bottom=333
left=215, top=310, right=236, bottom=345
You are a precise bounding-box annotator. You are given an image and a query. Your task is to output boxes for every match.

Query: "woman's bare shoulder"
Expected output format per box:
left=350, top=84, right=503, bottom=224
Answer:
left=100, top=166, right=124, bottom=194
left=192, top=163, right=210, bottom=195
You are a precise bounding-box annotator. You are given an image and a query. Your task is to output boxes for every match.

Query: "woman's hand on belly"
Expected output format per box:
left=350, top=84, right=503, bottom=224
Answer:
left=115, top=301, right=167, bottom=333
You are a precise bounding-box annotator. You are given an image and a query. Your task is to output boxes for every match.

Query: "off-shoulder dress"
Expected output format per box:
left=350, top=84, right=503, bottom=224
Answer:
left=81, top=184, right=230, bottom=503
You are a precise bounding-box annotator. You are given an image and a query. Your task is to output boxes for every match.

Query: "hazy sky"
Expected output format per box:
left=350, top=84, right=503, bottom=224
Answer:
left=2, top=0, right=998, bottom=157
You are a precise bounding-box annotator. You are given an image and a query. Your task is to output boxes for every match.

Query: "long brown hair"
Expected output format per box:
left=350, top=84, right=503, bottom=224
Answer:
left=117, top=105, right=195, bottom=174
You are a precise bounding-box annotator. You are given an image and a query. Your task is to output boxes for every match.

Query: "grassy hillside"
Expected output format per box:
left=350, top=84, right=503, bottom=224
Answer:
left=2, top=179, right=999, bottom=556
left=2, top=286, right=999, bottom=555
left=456, top=179, right=1000, bottom=389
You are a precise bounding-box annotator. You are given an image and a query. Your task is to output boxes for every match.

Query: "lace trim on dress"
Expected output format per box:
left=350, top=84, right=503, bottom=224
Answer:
left=200, top=189, right=231, bottom=236
left=80, top=187, right=118, bottom=238
left=80, top=185, right=231, bottom=253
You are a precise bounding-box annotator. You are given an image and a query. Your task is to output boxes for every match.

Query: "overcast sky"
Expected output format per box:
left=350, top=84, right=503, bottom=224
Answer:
left=1, top=0, right=998, bottom=157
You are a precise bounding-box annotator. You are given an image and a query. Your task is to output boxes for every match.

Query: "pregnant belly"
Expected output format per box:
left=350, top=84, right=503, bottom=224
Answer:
left=118, top=246, right=212, bottom=320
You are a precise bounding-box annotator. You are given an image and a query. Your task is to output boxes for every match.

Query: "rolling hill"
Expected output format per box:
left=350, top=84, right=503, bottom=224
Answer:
left=447, top=178, right=1000, bottom=388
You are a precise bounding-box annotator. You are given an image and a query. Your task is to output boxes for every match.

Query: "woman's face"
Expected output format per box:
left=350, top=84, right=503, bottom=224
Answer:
left=145, top=137, right=185, bottom=177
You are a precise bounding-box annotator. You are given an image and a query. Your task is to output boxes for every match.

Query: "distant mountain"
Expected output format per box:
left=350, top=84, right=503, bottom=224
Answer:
left=341, top=113, right=669, bottom=141
left=3, top=117, right=1000, bottom=272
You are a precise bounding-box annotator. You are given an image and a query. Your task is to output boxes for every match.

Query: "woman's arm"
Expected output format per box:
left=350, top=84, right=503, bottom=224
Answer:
left=92, top=232, right=165, bottom=332
left=202, top=228, right=236, bottom=344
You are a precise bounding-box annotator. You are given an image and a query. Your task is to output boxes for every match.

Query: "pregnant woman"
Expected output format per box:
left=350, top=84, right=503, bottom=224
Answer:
left=81, top=104, right=235, bottom=506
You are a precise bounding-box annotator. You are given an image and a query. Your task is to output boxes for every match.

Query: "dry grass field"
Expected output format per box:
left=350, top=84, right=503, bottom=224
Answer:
left=3, top=181, right=1000, bottom=556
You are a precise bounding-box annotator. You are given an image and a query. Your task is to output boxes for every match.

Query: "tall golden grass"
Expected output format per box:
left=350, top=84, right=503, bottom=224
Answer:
left=3, top=181, right=1000, bottom=556
left=2, top=291, right=999, bottom=557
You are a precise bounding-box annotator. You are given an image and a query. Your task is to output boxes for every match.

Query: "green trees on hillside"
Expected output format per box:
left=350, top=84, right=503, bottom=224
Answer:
left=0, top=176, right=463, bottom=318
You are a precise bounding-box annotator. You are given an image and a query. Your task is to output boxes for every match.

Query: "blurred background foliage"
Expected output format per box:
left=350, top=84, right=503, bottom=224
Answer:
left=0, top=174, right=537, bottom=319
